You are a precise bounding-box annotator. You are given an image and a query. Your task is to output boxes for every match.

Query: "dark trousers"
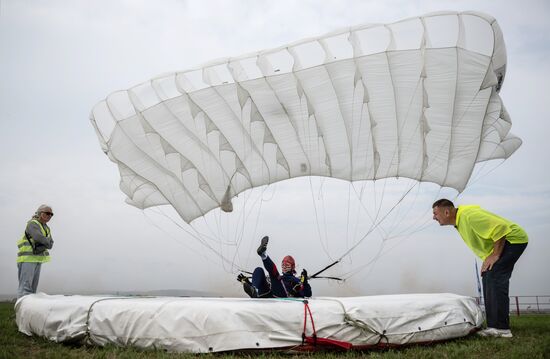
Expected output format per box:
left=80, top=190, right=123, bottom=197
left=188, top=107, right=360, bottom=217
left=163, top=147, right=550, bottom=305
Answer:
left=251, top=256, right=288, bottom=298
left=482, top=241, right=527, bottom=329
left=251, top=267, right=272, bottom=297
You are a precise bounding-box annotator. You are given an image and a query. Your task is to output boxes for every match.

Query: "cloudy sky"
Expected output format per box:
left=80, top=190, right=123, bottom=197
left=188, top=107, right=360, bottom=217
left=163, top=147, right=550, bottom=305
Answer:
left=1, top=0, right=549, bottom=299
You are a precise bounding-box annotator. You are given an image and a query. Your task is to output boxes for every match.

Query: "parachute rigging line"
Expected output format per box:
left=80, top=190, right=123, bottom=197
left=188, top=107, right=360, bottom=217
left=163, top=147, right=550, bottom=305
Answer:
left=309, top=176, right=332, bottom=261
left=141, top=209, right=218, bottom=266
left=146, top=207, right=248, bottom=273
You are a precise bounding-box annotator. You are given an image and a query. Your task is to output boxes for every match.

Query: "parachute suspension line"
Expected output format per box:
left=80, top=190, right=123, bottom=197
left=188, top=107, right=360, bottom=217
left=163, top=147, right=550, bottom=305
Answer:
left=340, top=179, right=392, bottom=279
left=246, top=186, right=269, bottom=265
left=345, top=181, right=352, bottom=255
left=466, top=159, right=507, bottom=190
left=341, top=182, right=410, bottom=281
left=380, top=181, right=414, bottom=238
left=350, top=183, right=363, bottom=252
left=345, top=184, right=451, bottom=280
left=195, top=218, right=240, bottom=273
left=141, top=209, right=218, bottom=267
left=342, top=186, right=435, bottom=281
left=312, top=180, right=421, bottom=281
left=358, top=185, right=462, bottom=272
left=314, top=116, right=329, bottom=252
left=261, top=182, right=278, bottom=202
left=385, top=183, right=442, bottom=240
left=340, top=234, right=387, bottom=281
left=371, top=178, right=390, bottom=237
left=230, top=188, right=249, bottom=270
left=232, top=184, right=273, bottom=271
left=229, top=189, right=248, bottom=268
left=319, top=178, right=331, bottom=260
left=230, top=186, right=265, bottom=272
left=147, top=207, right=247, bottom=273
left=383, top=178, right=423, bottom=239
left=316, top=177, right=332, bottom=260
left=201, top=206, right=224, bottom=246
left=232, top=185, right=270, bottom=270
left=353, top=194, right=440, bottom=278
left=212, top=211, right=232, bottom=273
left=349, top=182, right=387, bottom=246
left=309, top=177, right=332, bottom=261
left=337, top=181, right=417, bottom=261
left=207, top=170, right=240, bottom=269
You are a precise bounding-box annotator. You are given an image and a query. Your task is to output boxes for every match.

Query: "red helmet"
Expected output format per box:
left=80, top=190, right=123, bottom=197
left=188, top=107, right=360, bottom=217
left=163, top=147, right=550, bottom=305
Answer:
left=281, top=255, right=296, bottom=274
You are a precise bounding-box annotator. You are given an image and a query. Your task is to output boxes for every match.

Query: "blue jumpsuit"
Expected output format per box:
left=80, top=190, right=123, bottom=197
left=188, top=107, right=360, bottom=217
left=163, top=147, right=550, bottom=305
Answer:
left=251, top=255, right=312, bottom=298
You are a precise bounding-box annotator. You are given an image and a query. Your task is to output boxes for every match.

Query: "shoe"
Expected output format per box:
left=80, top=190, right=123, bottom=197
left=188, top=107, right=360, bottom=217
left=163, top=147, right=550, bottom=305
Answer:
left=477, top=327, right=513, bottom=338
left=242, top=281, right=258, bottom=298
left=494, top=329, right=513, bottom=338
left=257, top=236, right=269, bottom=256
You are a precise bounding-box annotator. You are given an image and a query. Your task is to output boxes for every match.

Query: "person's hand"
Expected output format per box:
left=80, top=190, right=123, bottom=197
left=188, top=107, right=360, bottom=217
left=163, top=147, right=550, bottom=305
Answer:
left=300, top=269, right=308, bottom=283
left=481, top=255, right=500, bottom=273
left=237, top=273, right=248, bottom=283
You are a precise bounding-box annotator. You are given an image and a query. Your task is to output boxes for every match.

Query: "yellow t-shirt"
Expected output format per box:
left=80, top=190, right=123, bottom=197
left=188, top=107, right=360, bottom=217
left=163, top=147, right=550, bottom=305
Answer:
left=455, top=205, right=528, bottom=260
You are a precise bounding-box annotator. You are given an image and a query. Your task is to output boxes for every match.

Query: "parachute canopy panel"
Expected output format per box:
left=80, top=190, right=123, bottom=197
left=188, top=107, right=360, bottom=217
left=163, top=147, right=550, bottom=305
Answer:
left=90, top=11, right=520, bottom=223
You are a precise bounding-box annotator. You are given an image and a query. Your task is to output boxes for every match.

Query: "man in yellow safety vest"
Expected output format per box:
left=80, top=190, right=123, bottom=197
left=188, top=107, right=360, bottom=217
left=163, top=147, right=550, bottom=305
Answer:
left=16, top=204, right=55, bottom=298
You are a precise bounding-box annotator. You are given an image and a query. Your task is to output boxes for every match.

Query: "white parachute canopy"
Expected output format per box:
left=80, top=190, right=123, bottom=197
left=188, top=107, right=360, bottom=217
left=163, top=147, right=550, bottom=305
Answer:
left=91, top=11, right=520, bottom=224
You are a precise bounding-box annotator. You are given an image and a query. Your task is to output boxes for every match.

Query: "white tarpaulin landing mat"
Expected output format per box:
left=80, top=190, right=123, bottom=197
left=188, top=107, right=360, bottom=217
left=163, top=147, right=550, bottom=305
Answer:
left=15, top=293, right=482, bottom=352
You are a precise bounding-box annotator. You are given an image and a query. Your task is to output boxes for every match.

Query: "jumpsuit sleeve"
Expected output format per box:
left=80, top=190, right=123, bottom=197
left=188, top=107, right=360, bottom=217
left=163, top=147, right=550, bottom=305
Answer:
left=291, top=276, right=312, bottom=297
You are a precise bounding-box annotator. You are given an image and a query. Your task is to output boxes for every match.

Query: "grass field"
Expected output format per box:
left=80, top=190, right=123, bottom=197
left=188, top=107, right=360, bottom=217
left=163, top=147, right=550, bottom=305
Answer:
left=1, top=302, right=549, bottom=359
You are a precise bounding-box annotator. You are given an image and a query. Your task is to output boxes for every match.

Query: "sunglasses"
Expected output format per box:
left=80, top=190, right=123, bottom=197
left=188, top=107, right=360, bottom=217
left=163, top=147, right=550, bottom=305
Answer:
left=42, top=212, right=54, bottom=217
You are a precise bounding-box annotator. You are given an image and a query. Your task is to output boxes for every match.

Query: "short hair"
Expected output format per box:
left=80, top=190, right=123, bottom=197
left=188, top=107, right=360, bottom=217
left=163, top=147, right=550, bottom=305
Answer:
left=33, top=204, right=52, bottom=219
left=432, top=199, right=454, bottom=209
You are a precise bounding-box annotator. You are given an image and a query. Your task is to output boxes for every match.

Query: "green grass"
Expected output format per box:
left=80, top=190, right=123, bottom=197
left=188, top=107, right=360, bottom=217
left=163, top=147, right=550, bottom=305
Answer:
left=1, top=301, right=549, bottom=359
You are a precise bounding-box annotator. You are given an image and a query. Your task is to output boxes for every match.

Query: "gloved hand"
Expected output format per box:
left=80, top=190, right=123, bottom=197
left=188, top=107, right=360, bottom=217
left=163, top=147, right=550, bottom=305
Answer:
left=237, top=273, right=249, bottom=284
left=300, top=269, right=308, bottom=283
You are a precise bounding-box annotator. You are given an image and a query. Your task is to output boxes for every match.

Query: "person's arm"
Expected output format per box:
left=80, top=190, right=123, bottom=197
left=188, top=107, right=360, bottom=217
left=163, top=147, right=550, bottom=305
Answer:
left=481, top=237, right=505, bottom=273
left=292, top=270, right=312, bottom=297
left=26, top=222, right=54, bottom=249
left=301, top=282, right=312, bottom=297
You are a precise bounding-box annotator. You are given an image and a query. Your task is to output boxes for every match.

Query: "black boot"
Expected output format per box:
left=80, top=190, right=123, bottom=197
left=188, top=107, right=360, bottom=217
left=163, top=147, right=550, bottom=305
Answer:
left=257, top=236, right=269, bottom=256
left=243, top=281, right=258, bottom=298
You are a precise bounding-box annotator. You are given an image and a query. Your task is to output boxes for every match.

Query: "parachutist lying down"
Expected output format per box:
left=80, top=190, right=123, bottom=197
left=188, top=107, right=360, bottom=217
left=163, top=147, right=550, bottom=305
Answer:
left=237, top=236, right=312, bottom=298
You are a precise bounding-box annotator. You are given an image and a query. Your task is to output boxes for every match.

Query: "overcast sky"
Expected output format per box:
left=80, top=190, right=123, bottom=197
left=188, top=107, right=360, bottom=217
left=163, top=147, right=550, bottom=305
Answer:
left=1, top=0, right=549, bottom=299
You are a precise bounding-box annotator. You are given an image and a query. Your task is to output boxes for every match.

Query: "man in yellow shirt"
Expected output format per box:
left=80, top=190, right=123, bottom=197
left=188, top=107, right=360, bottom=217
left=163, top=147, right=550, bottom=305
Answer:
left=432, top=199, right=528, bottom=338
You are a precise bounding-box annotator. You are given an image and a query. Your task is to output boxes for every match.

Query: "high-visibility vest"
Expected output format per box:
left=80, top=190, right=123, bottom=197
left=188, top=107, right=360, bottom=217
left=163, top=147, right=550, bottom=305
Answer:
left=17, top=219, right=51, bottom=263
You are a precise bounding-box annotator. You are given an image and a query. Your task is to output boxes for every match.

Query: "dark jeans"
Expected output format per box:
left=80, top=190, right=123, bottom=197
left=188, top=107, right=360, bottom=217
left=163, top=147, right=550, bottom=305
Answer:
left=251, top=267, right=272, bottom=297
left=482, top=241, right=527, bottom=329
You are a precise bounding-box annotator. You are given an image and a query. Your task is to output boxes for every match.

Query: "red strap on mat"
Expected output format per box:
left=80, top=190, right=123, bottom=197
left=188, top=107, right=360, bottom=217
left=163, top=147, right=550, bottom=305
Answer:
left=301, top=300, right=353, bottom=350
left=304, top=336, right=353, bottom=350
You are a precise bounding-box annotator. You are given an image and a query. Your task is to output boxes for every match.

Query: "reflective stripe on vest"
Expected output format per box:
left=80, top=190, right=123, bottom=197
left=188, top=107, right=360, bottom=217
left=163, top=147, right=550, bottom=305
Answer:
left=17, top=219, right=51, bottom=263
